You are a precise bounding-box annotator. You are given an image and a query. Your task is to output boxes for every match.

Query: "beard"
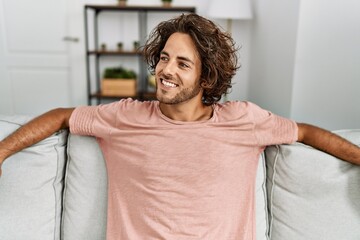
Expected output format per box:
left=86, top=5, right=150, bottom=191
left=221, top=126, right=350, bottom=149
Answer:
left=156, top=82, right=202, bottom=105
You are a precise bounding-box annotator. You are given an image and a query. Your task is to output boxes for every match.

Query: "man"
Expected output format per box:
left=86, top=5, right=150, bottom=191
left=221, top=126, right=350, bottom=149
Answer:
left=0, top=13, right=359, bottom=239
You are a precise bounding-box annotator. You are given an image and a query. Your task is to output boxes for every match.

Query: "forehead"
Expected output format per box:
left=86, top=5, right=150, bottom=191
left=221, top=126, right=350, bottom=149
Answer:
left=163, top=32, right=200, bottom=60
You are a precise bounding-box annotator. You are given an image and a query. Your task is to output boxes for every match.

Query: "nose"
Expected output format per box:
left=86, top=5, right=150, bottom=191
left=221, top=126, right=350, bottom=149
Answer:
left=162, top=60, right=176, bottom=76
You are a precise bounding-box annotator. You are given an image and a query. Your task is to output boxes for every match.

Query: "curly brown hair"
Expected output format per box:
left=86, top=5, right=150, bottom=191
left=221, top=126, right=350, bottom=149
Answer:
left=142, top=13, right=240, bottom=105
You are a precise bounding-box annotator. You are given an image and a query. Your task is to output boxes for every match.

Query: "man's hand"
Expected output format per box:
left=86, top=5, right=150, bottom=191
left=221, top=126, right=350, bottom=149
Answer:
left=297, top=123, right=360, bottom=165
left=0, top=108, right=74, bottom=177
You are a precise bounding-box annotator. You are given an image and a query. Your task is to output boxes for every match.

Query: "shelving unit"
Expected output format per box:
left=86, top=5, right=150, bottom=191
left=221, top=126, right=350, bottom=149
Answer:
left=84, top=4, right=196, bottom=105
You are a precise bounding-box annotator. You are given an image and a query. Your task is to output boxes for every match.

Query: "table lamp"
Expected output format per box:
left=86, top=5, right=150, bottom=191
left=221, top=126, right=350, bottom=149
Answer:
left=207, top=0, right=253, bottom=34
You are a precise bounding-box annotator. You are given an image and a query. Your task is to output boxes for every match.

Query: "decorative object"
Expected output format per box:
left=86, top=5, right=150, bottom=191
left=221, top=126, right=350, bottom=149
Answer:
left=133, top=41, right=140, bottom=51
left=207, top=0, right=252, bottom=34
left=161, top=0, right=172, bottom=7
left=102, top=66, right=137, bottom=96
left=148, top=74, right=156, bottom=88
left=118, top=0, right=127, bottom=6
left=117, top=42, right=123, bottom=51
left=100, top=43, right=107, bottom=51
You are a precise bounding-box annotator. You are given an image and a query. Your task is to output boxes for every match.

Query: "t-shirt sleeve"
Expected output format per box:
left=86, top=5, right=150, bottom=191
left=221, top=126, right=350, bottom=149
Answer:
left=69, top=101, right=120, bottom=138
left=247, top=102, right=298, bottom=146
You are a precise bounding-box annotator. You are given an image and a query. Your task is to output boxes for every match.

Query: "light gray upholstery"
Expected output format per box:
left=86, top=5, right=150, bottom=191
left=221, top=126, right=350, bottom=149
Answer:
left=61, top=134, right=108, bottom=240
left=265, top=130, right=360, bottom=240
left=0, top=115, right=67, bottom=240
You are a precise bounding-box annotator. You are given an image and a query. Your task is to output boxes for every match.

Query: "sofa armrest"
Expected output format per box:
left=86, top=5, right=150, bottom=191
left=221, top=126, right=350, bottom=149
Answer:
left=265, top=129, right=360, bottom=240
left=0, top=115, right=68, bottom=240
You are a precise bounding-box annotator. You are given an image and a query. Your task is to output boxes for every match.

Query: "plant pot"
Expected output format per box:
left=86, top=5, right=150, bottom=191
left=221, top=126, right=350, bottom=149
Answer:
left=101, top=79, right=136, bottom=96
left=118, top=0, right=126, bottom=6
left=162, top=1, right=171, bottom=7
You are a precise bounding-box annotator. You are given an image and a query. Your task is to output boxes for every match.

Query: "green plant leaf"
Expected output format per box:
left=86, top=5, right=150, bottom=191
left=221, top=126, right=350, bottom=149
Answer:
left=103, top=66, right=137, bottom=79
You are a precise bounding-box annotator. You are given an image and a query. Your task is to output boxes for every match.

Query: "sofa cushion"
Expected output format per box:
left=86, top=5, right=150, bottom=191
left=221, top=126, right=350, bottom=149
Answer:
left=62, top=135, right=268, bottom=240
left=256, top=153, right=269, bottom=240
left=61, top=134, right=108, bottom=240
left=265, top=129, right=360, bottom=240
left=0, top=115, right=68, bottom=240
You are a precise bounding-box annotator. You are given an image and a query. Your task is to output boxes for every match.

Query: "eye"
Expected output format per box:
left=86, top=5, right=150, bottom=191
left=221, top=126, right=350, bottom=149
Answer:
left=160, top=56, right=168, bottom=61
left=179, top=62, right=189, bottom=68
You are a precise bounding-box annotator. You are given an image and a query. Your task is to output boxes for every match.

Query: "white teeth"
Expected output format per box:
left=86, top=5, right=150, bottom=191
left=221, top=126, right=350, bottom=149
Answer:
left=162, top=80, right=177, bottom=88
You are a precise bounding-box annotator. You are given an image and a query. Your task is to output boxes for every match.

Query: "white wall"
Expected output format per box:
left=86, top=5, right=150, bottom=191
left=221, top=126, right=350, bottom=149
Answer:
left=247, top=0, right=301, bottom=117
left=290, top=0, right=360, bottom=130
left=227, top=20, right=252, bottom=101
left=248, top=0, right=359, bottom=130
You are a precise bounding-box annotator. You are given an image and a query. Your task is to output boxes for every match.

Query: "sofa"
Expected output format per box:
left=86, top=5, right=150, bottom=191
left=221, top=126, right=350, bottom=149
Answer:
left=0, top=115, right=359, bottom=240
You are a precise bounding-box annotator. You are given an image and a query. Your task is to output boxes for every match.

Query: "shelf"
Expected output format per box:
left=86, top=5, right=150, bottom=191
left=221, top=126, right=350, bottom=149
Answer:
left=87, top=50, right=141, bottom=56
left=90, top=91, right=156, bottom=100
left=85, top=4, right=196, bottom=13
left=84, top=4, right=195, bottom=105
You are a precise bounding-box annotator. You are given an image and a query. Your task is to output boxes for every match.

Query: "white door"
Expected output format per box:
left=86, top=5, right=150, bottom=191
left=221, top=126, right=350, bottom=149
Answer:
left=0, top=0, right=86, bottom=115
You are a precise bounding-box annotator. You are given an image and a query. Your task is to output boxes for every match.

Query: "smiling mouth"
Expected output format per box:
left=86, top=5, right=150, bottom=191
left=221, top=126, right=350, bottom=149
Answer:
left=161, top=79, right=178, bottom=88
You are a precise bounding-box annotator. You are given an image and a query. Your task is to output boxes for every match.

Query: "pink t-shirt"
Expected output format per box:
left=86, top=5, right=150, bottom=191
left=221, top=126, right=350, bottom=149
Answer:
left=70, top=99, right=298, bottom=240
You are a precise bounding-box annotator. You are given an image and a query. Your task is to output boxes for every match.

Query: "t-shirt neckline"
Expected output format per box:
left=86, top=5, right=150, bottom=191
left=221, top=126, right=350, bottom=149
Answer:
left=155, top=101, right=217, bottom=125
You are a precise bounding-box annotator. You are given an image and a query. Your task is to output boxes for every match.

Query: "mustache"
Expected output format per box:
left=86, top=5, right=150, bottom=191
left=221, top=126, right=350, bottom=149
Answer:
left=159, top=73, right=174, bottom=81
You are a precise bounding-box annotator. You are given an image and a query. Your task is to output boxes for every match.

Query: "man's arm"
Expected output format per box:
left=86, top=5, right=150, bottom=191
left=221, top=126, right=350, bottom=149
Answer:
left=297, top=123, right=360, bottom=165
left=0, top=108, right=75, bottom=176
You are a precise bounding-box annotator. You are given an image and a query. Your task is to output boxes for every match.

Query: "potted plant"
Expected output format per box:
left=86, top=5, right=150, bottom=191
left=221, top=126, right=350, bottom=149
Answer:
left=100, top=43, right=107, bottom=52
left=117, top=42, right=123, bottom=52
left=101, top=66, right=137, bottom=96
left=133, top=41, right=140, bottom=51
left=161, top=0, right=172, bottom=7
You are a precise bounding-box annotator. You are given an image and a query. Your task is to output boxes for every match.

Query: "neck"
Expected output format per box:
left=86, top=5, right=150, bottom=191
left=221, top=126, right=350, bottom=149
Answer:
left=159, top=101, right=213, bottom=122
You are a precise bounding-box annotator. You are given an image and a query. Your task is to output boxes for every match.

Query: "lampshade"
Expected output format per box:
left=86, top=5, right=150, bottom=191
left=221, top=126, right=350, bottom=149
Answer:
left=207, top=0, right=253, bottom=20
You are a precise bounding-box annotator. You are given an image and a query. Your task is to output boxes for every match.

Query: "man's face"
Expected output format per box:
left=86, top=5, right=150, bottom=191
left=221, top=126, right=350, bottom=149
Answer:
left=155, top=32, right=202, bottom=105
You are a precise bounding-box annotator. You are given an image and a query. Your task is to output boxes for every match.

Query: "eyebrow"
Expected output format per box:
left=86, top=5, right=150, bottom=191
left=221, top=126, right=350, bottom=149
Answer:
left=160, top=51, right=195, bottom=65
